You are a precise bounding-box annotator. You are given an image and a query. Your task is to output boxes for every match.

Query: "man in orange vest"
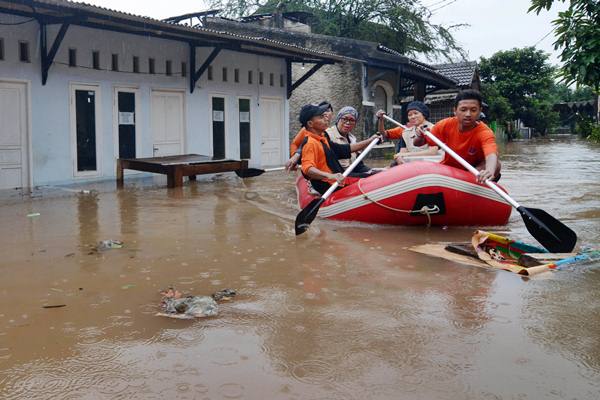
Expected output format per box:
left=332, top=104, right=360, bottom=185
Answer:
left=380, top=90, right=501, bottom=183
left=298, top=103, right=380, bottom=194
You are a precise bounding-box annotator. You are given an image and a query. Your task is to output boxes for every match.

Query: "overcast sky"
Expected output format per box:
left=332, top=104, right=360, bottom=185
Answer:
left=85, top=0, right=568, bottom=65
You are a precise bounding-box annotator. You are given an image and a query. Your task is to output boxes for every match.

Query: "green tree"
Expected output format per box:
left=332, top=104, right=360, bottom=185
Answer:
left=529, top=0, right=600, bottom=91
left=209, top=0, right=466, bottom=61
left=480, top=83, right=513, bottom=128
left=479, top=47, right=559, bottom=136
left=549, top=83, right=595, bottom=102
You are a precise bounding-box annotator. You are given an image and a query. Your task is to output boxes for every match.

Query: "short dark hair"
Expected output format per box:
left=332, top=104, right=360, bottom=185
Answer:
left=454, top=89, right=483, bottom=108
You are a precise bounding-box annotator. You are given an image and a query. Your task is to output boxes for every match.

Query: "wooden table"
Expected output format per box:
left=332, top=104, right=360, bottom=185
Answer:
left=117, top=154, right=248, bottom=188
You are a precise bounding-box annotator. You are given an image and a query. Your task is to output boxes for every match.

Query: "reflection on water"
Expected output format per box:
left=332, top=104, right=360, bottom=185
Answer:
left=0, top=136, right=599, bottom=399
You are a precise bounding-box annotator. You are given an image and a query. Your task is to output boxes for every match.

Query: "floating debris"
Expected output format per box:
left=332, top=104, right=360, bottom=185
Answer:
left=96, top=240, right=123, bottom=251
left=156, top=287, right=237, bottom=320
left=212, top=288, right=237, bottom=301
left=27, top=213, right=40, bottom=218
left=42, top=304, right=66, bottom=309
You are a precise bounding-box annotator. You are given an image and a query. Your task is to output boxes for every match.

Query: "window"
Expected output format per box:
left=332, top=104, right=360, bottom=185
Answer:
left=181, top=62, right=187, bottom=78
left=68, top=48, right=76, bottom=67
left=92, top=50, right=100, bottom=69
left=207, top=65, right=213, bottom=80
left=222, top=67, right=228, bottom=82
left=166, top=60, right=172, bottom=76
left=234, top=68, right=239, bottom=83
left=111, top=54, right=119, bottom=71
left=269, top=73, right=274, bottom=86
left=0, top=38, right=4, bottom=61
left=248, top=70, right=253, bottom=84
left=259, top=71, right=264, bottom=85
left=280, top=74, right=284, bottom=87
left=148, top=58, right=155, bottom=74
left=133, top=56, right=139, bottom=73
left=19, top=41, right=30, bottom=63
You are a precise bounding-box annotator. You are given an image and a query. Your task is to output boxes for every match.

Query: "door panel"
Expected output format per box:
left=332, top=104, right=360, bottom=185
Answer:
left=75, top=90, right=97, bottom=172
left=0, top=82, right=28, bottom=189
left=239, top=98, right=251, bottom=160
left=151, top=91, right=184, bottom=157
left=259, top=97, right=283, bottom=167
left=117, top=91, right=136, bottom=159
left=212, top=97, right=225, bottom=159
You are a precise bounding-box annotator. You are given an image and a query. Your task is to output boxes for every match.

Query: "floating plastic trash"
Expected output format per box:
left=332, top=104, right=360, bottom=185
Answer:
left=156, top=287, right=237, bottom=320
left=96, top=240, right=123, bottom=251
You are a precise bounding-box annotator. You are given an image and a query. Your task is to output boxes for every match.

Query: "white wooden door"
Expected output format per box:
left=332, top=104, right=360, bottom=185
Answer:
left=151, top=90, right=184, bottom=157
left=0, top=81, right=29, bottom=189
left=259, top=97, right=283, bottom=167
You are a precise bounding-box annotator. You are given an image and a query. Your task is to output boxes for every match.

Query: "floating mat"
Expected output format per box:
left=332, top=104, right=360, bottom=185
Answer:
left=410, top=231, right=600, bottom=277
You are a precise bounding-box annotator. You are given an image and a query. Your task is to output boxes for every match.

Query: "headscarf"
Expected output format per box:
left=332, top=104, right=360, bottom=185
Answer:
left=335, top=106, right=359, bottom=124
left=406, top=101, right=430, bottom=120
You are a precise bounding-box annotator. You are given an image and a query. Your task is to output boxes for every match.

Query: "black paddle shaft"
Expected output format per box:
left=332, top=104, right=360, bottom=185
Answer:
left=518, top=206, right=577, bottom=253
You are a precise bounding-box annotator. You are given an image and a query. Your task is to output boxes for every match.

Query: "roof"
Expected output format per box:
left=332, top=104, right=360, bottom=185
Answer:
left=240, top=11, right=314, bottom=24
left=433, top=61, right=478, bottom=88
left=203, top=17, right=457, bottom=90
left=0, top=0, right=354, bottom=64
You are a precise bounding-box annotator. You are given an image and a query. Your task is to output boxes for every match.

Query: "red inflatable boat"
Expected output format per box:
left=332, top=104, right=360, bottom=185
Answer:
left=296, top=161, right=512, bottom=226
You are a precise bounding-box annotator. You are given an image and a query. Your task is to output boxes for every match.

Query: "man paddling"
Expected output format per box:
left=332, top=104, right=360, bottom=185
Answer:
left=299, top=103, right=380, bottom=195
left=286, top=102, right=379, bottom=175
left=380, top=90, right=501, bottom=183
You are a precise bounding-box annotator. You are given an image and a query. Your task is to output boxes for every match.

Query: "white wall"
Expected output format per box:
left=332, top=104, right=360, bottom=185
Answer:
left=0, top=13, right=288, bottom=186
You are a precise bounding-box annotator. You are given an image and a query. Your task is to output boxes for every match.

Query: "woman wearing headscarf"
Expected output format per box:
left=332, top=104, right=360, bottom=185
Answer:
left=326, top=106, right=379, bottom=175
left=376, top=101, right=440, bottom=165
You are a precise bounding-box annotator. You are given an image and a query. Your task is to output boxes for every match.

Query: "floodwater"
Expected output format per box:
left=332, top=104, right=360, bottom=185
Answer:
left=1, top=136, right=599, bottom=400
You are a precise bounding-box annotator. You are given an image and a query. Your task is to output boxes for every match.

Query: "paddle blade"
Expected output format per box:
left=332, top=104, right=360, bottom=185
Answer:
left=517, top=206, right=577, bottom=253
left=295, top=198, right=325, bottom=235
left=234, top=168, right=265, bottom=178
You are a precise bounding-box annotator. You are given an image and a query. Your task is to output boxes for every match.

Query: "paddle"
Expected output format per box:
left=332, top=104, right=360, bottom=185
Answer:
left=295, top=136, right=381, bottom=235
left=382, top=115, right=577, bottom=253
left=235, top=166, right=285, bottom=178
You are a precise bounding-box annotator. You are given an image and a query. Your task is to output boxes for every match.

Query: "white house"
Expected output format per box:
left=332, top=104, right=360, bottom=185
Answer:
left=0, top=0, right=349, bottom=189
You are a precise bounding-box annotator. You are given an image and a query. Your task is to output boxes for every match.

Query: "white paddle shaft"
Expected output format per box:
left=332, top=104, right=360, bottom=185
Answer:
left=321, top=137, right=381, bottom=200
left=382, top=115, right=520, bottom=209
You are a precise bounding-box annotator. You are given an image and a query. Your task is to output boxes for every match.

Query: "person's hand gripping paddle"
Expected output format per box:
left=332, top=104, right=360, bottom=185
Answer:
left=295, top=136, right=381, bottom=236
left=383, top=114, right=577, bottom=253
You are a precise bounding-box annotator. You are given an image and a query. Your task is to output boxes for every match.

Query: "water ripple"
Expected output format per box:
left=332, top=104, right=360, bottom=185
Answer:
left=291, top=359, right=336, bottom=384
left=219, top=382, right=245, bottom=399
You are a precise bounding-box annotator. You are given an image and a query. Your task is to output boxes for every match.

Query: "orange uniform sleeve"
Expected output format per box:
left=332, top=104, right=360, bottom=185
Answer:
left=300, top=140, right=320, bottom=175
left=385, top=126, right=404, bottom=140
left=290, top=129, right=306, bottom=156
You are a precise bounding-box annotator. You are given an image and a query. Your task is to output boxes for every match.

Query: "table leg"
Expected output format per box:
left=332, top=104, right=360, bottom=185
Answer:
left=168, top=167, right=184, bottom=188
left=116, top=160, right=124, bottom=187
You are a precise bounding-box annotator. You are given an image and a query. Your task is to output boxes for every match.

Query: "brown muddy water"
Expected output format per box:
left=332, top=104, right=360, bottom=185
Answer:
left=1, top=136, right=599, bottom=400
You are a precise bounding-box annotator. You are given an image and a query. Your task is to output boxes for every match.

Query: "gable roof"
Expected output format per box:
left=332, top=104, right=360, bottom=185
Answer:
left=433, top=61, right=478, bottom=88
left=0, top=0, right=354, bottom=64
left=204, top=17, right=457, bottom=90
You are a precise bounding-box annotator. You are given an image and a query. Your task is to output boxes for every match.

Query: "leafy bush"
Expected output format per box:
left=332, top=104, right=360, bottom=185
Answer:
left=575, top=116, right=600, bottom=142
left=588, top=125, right=600, bottom=142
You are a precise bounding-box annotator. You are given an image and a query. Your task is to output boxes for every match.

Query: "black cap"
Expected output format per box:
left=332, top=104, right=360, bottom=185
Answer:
left=318, top=100, right=333, bottom=112
left=299, top=103, right=331, bottom=128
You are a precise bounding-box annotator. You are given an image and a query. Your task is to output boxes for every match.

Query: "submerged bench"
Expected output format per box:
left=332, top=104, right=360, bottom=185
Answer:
left=117, top=154, right=248, bottom=188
